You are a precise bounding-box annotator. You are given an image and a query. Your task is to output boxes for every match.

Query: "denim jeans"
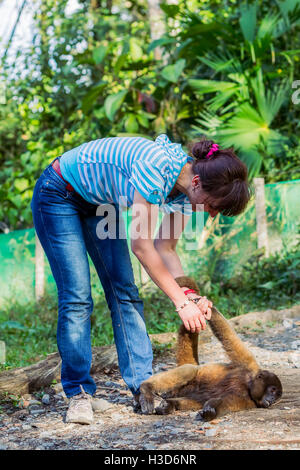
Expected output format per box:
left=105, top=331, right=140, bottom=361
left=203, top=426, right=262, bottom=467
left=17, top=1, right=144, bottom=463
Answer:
left=31, top=158, right=153, bottom=398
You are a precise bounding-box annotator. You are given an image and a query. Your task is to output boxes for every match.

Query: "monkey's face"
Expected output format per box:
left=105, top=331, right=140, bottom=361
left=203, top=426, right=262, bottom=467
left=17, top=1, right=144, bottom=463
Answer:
left=250, top=370, right=282, bottom=408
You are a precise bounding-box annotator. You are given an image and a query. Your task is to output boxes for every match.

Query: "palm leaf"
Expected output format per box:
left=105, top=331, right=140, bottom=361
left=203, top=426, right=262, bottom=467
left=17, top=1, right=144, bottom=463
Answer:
left=206, top=90, right=240, bottom=112
left=198, top=52, right=240, bottom=74
left=239, top=148, right=263, bottom=177
left=193, top=109, right=223, bottom=135
left=257, top=12, right=281, bottom=40
left=188, top=79, right=238, bottom=94
left=251, top=73, right=289, bottom=125
left=217, top=103, right=268, bottom=150
left=239, top=1, right=258, bottom=43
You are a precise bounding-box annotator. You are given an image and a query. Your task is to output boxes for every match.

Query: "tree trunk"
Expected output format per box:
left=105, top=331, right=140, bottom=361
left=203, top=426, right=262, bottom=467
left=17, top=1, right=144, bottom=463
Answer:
left=147, top=0, right=167, bottom=63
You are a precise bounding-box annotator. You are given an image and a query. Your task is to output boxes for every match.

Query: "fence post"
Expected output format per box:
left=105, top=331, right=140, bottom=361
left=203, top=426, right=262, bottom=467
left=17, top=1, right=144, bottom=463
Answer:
left=35, top=231, right=45, bottom=300
left=0, top=341, right=5, bottom=364
left=254, top=177, right=269, bottom=257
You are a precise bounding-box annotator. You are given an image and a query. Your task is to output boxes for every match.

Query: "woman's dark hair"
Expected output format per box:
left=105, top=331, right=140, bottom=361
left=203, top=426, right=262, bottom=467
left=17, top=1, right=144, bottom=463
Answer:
left=187, top=137, right=252, bottom=217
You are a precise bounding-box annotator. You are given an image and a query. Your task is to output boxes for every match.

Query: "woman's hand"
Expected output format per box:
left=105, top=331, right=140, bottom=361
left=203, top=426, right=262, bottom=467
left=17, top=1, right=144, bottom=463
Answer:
left=180, top=288, right=213, bottom=321
left=176, top=301, right=207, bottom=333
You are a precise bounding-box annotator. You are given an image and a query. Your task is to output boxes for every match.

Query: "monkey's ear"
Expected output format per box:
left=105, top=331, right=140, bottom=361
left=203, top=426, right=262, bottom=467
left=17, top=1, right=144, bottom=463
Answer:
left=175, top=276, right=199, bottom=294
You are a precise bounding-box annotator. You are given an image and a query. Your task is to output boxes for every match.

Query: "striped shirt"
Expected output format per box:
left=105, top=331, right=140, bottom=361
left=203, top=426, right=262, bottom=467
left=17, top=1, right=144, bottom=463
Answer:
left=60, top=134, right=193, bottom=214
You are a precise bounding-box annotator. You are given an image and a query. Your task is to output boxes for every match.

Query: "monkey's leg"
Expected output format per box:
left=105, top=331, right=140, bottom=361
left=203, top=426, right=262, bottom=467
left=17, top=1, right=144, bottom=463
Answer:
left=156, top=397, right=202, bottom=415
left=196, top=395, right=256, bottom=421
left=139, top=364, right=199, bottom=414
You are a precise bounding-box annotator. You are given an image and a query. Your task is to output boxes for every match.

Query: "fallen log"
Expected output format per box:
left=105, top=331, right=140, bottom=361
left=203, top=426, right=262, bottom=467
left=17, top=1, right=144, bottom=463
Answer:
left=0, top=345, right=118, bottom=396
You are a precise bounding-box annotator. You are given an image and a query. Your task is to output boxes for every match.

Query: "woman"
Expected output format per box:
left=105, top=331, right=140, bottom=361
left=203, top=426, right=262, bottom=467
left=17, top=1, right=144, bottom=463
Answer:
left=31, top=134, right=250, bottom=424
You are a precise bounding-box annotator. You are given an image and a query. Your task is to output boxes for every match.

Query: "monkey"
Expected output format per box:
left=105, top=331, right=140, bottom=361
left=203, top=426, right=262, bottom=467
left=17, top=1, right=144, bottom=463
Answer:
left=139, top=276, right=282, bottom=421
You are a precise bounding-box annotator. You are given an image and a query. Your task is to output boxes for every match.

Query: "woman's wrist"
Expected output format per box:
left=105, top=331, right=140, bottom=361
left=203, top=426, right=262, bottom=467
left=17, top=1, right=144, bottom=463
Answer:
left=171, top=291, right=190, bottom=308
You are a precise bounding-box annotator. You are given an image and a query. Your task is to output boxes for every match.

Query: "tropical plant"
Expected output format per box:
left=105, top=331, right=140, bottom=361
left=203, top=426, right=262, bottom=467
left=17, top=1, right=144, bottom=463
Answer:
left=186, top=0, right=300, bottom=176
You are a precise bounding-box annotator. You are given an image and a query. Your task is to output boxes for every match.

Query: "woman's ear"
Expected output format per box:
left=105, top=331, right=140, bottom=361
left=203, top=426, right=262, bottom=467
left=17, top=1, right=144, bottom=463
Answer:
left=191, top=174, right=201, bottom=190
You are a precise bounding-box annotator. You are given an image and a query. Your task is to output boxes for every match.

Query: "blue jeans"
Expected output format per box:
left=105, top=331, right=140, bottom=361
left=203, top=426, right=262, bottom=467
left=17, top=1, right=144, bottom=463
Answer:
left=31, top=158, right=153, bottom=398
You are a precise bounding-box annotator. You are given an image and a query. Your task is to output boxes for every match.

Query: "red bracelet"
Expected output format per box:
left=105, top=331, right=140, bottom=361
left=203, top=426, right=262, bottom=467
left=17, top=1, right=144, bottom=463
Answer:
left=183, top=289, right=197, bottom=295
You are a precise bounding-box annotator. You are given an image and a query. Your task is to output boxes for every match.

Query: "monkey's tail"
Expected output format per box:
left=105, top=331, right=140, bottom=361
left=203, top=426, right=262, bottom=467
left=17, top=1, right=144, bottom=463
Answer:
left=176, top=324, right=199, bottom=366
left=209, top=307, right=259, bottom=372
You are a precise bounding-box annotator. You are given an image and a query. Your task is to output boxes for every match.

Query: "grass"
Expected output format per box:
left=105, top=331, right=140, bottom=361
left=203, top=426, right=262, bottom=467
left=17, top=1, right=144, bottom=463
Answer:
left=0, top=246, right=299, bottom=371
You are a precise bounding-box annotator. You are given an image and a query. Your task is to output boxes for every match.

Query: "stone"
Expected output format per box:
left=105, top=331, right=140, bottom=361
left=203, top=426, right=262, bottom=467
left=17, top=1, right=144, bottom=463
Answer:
left=283, top=319, right=293, bottom=329
left=52, top=383, right=63, bottom=393
left=92, top=398, right=113, bottom=412
left=22, top=425, right=32, bottom=431
left=29, top=409, right=44, bottom=416
left=205, top=428, right=217, bottom=437
left=143, top=444, right=157, bottom=450
left=29, top=400, right=42, bottom=406
left=288, top=353, right=300, bottom=368
left=42, top=394, right=50, bottom=405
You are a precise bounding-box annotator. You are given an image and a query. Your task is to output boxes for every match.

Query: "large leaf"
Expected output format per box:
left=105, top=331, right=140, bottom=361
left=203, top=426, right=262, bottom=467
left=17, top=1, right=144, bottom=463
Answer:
left=161, top=59, right=186, bottom=83
left=92, top=45, right=108, bottom=64
left=124, top=114, right=139, bottom=133
left=147, top=37, right=176, bottom=53
left=251, top=73, right=289, bottom=125
left=129, top=38, right=143, bottom=61
left=188, top=79, right=238, bottom=94
left=218, top=103, right=268, bottom=149
left=199, top=52, right=240, bottom=74
left=104, top=90, right=128, bottom=122
left=239, top=1, right=258, bottom=42
left=239, top=149, right=262, bottom=178
left=160, top=2, right=180, bottom=17
left=81, top=82, right=107, bottom=114
left=257, top=12, right=280, bottom=40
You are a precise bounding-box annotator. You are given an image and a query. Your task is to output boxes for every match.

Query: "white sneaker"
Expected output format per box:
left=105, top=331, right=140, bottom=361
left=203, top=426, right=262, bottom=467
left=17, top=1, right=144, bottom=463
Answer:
left=65, top=386, right=94, bottom=425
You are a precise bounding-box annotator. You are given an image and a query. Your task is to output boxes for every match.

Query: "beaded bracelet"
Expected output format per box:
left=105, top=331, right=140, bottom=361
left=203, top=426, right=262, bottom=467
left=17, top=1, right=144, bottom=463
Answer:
left=175, top=299, right=191, bottom=313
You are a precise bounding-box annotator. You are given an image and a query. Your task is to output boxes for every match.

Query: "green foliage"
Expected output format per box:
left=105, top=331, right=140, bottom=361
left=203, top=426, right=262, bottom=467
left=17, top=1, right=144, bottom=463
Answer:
left=194, top=242, right=300, bottom=315
left=0, top=0, right=299, bottom=232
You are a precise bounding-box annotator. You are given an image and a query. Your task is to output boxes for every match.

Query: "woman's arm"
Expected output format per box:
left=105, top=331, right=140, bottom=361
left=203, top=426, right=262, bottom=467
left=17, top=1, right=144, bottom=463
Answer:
left=154, top=211, right=212, bottom=320
left=154, top=211, right=189, bottom=278
left=130, top=190, right=208, bottom=332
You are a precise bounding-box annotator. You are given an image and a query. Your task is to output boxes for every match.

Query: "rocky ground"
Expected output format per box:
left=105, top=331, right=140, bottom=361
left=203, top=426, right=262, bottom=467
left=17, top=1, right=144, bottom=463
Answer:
left=0, top=309, right=299, bottom=451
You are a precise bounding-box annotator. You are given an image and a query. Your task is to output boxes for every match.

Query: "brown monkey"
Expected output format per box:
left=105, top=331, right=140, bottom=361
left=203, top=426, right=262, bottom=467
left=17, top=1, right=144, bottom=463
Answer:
left=139, top=276, right=282, bottom=421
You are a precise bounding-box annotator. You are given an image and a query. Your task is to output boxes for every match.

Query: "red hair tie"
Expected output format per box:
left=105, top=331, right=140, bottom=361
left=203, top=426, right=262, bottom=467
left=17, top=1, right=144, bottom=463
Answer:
left=206, top=144, right=219, bottom=159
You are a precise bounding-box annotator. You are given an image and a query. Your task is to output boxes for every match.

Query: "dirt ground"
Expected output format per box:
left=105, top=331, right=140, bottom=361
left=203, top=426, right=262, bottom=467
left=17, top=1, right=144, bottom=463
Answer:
left=0, top=306, right=299, bottom=451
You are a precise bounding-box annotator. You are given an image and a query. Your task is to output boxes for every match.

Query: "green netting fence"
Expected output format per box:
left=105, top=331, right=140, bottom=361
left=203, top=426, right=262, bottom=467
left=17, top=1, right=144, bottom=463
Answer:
left=0, top=179, right=299, bottom=306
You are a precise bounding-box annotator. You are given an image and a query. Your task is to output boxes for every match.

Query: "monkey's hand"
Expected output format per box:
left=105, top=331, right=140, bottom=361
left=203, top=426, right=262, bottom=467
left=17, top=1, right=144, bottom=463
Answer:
left=195, top=296, right=213, bottom=320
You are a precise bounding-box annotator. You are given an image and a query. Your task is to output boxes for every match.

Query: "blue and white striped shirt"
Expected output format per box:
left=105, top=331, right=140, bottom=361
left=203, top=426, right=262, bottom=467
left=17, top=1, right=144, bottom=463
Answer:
left=60, top=134, right=193, bottom=214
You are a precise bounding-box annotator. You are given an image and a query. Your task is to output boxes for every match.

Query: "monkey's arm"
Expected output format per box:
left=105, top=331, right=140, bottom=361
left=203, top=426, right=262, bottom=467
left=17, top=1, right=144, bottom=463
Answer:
left=209, top=307, right=259, bottom=372
left=198, top=394, right=256, bottom=421
left=139, top=364, right=198, bottom=414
